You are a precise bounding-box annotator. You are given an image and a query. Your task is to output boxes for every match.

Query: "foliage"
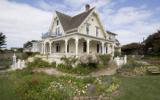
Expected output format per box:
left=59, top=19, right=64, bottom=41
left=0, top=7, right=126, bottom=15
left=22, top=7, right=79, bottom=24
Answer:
left=97, top=54, right=111, bottom=67
left=23, top=40, right=38, bottom=48
left=20, top=52, right=39, bottom=60
left=113, top=75, right=160, bottom=100
left=122, top=55, right=143, bottom=68
left=121, top=30, right=160, bottom=56
left=79, top=54, right=98, bottom=68
left=27, top=58, right=56, bottom=68
left=0, top=70, right=120, bottom=100
left=144, top=30, right=160, bottom=55
left=121, top=43, right=143, bottom=55
left=61, top=56, right=78, bottom=68
left=0, top=32, right=6, bottom=49
left=114, top=50, right=121, bottom=57
left=0, top=52, right=13, bottom=70
left=57, top=64, right=95, bottom=75
left=147, top=66, right=160, bottom=75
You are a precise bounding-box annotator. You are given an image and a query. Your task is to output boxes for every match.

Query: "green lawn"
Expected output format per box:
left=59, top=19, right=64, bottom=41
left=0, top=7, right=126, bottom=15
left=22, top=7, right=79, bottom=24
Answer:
left=114, top=75, right=160, bottom=100
left=0, top=73, right=19, bottom=100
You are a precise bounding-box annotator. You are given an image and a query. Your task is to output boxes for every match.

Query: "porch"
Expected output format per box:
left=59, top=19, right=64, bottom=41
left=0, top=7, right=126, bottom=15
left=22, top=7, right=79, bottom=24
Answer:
left=41, top=33, right=115, bottom=58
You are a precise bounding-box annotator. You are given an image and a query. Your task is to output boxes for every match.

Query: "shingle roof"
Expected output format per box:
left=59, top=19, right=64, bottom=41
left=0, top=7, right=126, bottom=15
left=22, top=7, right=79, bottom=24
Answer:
left=56, top=8, right=94, bottom=32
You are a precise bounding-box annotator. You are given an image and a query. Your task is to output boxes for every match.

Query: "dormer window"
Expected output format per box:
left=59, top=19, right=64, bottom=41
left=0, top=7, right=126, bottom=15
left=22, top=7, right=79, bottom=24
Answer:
left=86, top=23, right=90, bottom=35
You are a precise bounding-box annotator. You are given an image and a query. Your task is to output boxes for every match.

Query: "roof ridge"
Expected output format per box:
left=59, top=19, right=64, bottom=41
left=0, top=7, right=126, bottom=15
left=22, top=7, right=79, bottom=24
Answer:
left=71, top=7, right=95, bottom=18
left=56, top=11, right=72, bottom=18
left=55, top=7, right=95, bottom=32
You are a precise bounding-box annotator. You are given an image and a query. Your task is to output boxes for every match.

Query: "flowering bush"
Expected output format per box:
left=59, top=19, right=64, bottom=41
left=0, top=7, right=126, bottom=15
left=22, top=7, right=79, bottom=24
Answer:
left=27, top=58, right=56, bottom=68
left=12, top=70, right=120, bottom=99
left=97, top=54, right=111, bottom=67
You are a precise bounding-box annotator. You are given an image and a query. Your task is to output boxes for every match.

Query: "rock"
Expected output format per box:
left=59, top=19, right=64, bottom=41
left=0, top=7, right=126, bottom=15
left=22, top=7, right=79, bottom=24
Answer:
left=87, top=84, right=96, bottom=95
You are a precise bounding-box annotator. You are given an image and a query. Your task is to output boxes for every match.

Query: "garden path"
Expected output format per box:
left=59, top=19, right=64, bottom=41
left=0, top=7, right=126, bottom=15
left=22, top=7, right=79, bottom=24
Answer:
left=33, top=67, right=117, bottom=77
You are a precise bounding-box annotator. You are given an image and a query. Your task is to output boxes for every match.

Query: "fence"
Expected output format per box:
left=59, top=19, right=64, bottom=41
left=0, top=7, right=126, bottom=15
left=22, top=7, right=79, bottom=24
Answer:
left=114, top=55, right=127, bottom=69
left=10, top=53, right=26, bottom=70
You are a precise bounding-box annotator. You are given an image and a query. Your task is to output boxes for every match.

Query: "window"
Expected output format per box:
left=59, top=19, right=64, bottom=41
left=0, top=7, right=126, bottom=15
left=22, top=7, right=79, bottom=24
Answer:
left=96, top=27, right=99, bottom=37
left=56, top=43, right=60, bottom=52
left=86, top=23, right=90, bottom=35
left=97, top=43, right=100, bottom=53
left=106, top=47, right=108, bottom=53
left=92, top=18, right=94, bottom=21
left=67, top=44, right=69, bottom=53
left=83, top=42, right=87, bottom=52
left=56, top=20, right=59, bottom=25
left=56, top=27, right=61, bottom=36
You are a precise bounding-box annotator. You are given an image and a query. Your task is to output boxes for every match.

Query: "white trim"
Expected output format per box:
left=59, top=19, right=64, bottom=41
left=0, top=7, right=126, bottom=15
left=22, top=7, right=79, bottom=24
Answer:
left=78, top=8, right=95, bottom=32
left=49, top=12, right=65, bottom=35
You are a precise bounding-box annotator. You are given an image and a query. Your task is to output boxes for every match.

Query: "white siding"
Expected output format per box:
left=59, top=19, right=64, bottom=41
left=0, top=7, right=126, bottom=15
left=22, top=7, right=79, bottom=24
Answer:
left=79, top=13, right=105, bottom=39
left=50, top=16, right=65, bottom=36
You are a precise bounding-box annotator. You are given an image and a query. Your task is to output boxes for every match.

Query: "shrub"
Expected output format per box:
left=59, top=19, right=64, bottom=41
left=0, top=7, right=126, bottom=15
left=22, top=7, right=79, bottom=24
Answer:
left=27, top=58, right=56, bottom=68
left=79, top=54, right=98, bottom=68
left=19, top=52, right=39, bottom=60
left=61, top=56, right=78, bottom=68
left=97, top=54, right=111, bottom=67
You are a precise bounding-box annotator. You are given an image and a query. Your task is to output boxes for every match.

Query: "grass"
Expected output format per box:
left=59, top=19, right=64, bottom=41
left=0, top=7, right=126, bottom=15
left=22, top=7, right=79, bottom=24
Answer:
left=0, top=73, right=19, bottom=100
left=0, top=70, right=119, bottom=100
left=114, top=75, right=160, bottom=100
left=1, top=69, right=160, bottom=100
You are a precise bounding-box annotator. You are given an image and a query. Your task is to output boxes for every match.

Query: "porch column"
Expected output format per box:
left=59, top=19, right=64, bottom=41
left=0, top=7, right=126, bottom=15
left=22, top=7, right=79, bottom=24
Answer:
left=101, top=41, right=105, bottom=54
left=41, top=42, right=43, bottom=54
left=44, top=43, right=46, bottom=55
left=112, top=44, right=115, bottom=56
left=65, top=39, right=68, bottom=54
left=87, top=39, right=90, bottom=54
left=107, top=44, right=110, bottom=54
left=49, top=42, right=52, bottom=55
left=75, top=38, right=79, bottom=56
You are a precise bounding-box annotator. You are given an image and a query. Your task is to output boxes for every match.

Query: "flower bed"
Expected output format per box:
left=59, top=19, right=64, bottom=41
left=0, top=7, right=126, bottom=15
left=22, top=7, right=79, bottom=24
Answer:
left=6, top=70, right=120, bottom=100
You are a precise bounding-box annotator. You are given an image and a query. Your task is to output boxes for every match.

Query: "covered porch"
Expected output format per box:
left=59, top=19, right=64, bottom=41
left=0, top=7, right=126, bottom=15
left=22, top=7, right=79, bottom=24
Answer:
left=41, top=33, right=115, bottom=58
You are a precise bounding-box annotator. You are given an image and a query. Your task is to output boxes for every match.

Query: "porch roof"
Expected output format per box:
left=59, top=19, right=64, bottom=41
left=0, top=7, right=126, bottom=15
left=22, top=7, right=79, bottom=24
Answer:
left=49, top=32, right=115, bottom=44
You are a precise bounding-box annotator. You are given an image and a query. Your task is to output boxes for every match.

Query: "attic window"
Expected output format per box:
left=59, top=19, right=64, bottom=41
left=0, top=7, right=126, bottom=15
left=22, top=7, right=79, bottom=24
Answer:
left=92, top=18, right=94, bottom=21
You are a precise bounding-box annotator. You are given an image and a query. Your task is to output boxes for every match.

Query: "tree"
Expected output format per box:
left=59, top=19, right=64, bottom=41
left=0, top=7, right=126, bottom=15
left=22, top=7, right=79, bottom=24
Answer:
left=23, top=41, right=32, bottom=48
left=121, top=43, right=143, bottom=55
left=144, top=30, right=160, bottom=55
left=0, top=32, right=6, bottom=49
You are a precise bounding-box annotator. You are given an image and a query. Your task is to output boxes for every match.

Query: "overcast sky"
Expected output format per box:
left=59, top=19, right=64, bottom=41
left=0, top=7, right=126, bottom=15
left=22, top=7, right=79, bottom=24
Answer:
left=0, top=0, right=160, bottom=48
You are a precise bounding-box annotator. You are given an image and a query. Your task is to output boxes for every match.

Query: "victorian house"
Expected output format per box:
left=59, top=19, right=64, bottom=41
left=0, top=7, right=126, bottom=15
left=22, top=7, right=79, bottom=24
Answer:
left=41, top=5, right=120, bottom=62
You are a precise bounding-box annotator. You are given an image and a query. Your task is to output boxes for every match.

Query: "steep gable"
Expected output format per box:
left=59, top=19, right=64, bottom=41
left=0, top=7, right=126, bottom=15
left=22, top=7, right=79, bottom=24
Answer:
left=56, top=11, right=72, bottom=32
left=54, top=8, right=94, bottom=32
left=78, top=12, right=106, bottom=39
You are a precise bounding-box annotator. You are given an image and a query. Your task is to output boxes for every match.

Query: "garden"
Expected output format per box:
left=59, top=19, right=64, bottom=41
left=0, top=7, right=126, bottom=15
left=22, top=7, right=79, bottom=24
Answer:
left=1, top=52, right=160, bottom=100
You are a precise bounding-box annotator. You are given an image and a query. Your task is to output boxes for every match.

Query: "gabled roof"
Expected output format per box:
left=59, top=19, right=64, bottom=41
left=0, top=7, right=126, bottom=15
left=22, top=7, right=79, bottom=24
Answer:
left=56, top=8, right=94, bottom=32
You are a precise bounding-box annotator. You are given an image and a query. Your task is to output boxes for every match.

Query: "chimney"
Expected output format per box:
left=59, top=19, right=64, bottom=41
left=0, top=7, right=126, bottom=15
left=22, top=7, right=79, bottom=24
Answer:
left=85, top=4, right=90, bottom=12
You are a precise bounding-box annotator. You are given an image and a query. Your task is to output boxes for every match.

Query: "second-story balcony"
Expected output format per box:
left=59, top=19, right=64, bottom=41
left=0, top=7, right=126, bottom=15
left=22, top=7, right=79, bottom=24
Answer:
left=42, top=32, right=62, bottom=39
